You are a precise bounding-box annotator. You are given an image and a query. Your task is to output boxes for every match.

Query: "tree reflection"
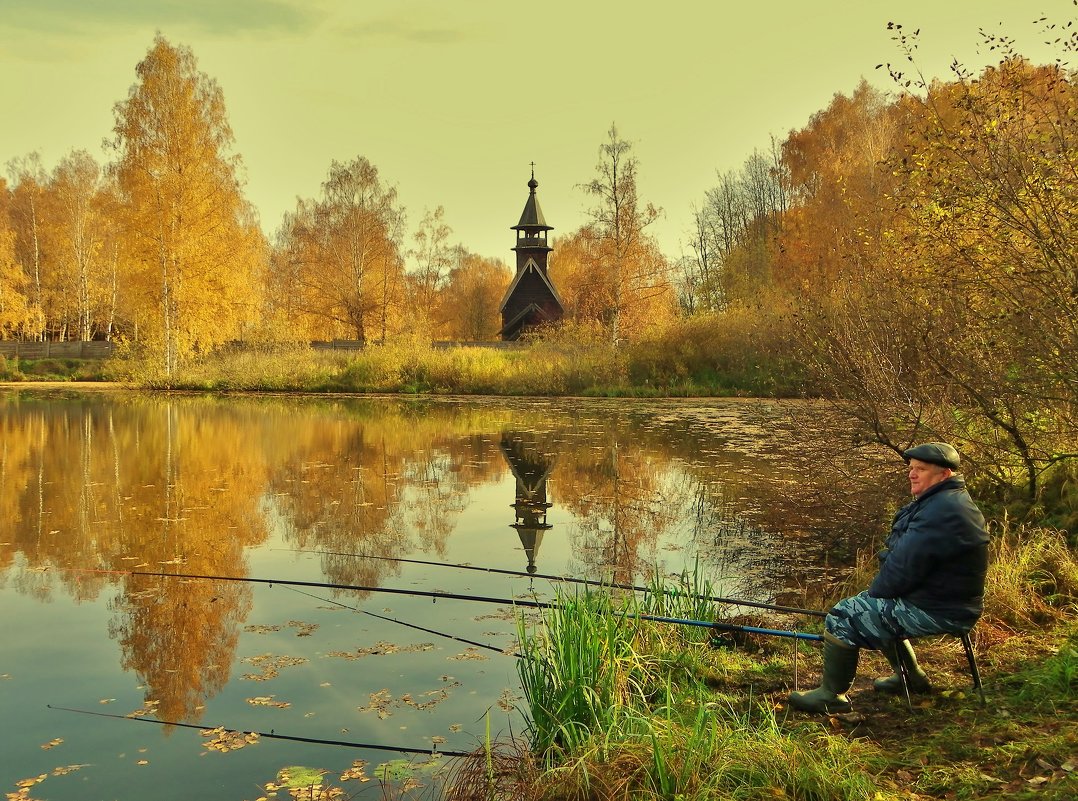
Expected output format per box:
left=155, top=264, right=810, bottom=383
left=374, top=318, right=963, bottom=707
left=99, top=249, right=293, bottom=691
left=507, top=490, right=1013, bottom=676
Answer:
left=552, top=413, right=684, bottom=585
left=0, top=395, right=269, bottom=720
left=264, top=402, right=508, bottom=594
left=0, top=393, right=900, bottom=724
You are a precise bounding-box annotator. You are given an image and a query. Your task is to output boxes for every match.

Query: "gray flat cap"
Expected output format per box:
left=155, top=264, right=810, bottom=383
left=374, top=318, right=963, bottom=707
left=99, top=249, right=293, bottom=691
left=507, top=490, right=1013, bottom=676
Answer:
left=903, top=442, right=961, bottom=470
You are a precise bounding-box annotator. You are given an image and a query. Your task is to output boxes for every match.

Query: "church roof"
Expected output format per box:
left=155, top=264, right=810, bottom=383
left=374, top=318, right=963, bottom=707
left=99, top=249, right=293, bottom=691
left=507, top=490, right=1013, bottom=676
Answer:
left=512, top=175, right=553, bottom=231
left=498, top=259, right=565, bottom=313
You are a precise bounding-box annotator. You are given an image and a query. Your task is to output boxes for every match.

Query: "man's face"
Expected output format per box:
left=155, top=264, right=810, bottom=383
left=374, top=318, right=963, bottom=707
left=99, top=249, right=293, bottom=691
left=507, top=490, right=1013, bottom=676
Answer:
left=908, top=458, right=951, bottom=497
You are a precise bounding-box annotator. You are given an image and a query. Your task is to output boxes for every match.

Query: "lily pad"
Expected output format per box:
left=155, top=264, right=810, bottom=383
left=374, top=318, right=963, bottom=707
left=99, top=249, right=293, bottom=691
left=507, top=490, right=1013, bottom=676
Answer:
left=276, top=765, right=327, bottom=788
left=374, top=755, right=443, bottom=781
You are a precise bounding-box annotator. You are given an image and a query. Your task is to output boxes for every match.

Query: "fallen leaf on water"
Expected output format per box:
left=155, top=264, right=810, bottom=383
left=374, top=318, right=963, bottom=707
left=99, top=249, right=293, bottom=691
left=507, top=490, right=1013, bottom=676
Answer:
left=51, top=765, right=89, bottom=776
left=497, top=689, right=519, bottom=712
left=247, top=696, right=291, bottom=709
left=327, top=641, right=433, bottom=660
left=127, top=699, right=160, bottom=718
left=200, top=727, right=260, bottom=753
left=340, top=758, right=370, bottom=782
left=449, top=724, right=463, bottom=733
left=447, top=648, right=488, bottom=662
left=40, top=738, right=63, bottom=750
left=241, top=653, right=309, bottom=681
left=287, top=620, right=319, bottom=637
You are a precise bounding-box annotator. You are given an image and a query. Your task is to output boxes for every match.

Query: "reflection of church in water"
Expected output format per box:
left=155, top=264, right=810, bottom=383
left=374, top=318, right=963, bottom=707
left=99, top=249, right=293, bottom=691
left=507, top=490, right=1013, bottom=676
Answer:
left=499, top=431, right=558, bottom=574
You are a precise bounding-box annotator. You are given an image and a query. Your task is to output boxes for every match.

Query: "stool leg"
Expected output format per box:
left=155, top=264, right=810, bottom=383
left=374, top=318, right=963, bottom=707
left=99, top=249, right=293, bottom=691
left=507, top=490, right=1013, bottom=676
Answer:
left=960, top=633, right=986, bottom=708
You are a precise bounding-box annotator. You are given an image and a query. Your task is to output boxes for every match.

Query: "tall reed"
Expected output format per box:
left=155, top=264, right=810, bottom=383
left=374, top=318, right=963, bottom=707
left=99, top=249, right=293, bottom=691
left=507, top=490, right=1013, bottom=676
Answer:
left=515, top=586, right=648, bottom=759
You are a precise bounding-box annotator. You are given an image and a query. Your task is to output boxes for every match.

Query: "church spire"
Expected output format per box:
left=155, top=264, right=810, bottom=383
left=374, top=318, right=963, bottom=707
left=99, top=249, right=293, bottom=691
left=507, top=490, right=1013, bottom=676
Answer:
left=514, top=166, right=552, bottom=233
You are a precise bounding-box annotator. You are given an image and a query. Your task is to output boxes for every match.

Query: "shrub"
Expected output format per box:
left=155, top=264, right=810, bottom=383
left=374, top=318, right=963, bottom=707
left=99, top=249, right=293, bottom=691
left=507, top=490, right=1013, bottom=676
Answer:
left=625, top=301, right=811, bottom=396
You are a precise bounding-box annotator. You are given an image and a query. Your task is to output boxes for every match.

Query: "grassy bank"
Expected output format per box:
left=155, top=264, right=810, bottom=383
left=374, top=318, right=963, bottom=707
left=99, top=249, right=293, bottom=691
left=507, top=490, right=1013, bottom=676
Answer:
left=0, top=354, right=110, bottom=382
left=444, top=523, right=1078, bottom=801
left=96, top=319, right=809, bottom=398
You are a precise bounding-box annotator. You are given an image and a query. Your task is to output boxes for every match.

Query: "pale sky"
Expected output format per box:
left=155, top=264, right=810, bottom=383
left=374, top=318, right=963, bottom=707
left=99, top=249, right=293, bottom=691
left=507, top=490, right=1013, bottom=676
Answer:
left=0, top=1, right=1070, bottom=264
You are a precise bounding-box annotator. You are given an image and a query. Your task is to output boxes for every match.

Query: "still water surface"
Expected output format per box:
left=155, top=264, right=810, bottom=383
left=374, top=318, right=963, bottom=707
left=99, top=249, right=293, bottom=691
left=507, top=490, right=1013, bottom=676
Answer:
left=0, top=391, right=896, bottom=800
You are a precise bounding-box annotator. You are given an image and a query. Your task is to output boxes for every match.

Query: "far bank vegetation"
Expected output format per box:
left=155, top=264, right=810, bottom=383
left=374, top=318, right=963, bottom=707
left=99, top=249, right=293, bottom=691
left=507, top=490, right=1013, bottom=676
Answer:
left=2, top=20, right=1077, bottom=521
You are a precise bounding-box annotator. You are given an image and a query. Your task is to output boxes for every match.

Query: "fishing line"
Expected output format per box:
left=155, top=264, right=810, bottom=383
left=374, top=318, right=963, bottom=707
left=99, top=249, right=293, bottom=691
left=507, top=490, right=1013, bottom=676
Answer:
left=278, top=547, right=826, bottom=618
left=69, top=568, right=822, bottom=642
left=46, top=704, right=474, bottom=758
left=282, top=584, right=515, bottom=657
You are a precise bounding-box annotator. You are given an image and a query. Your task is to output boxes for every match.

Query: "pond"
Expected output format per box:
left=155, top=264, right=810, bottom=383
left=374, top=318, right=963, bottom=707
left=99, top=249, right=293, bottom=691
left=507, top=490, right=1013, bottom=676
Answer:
left=0, top=390, right=900, bottom=800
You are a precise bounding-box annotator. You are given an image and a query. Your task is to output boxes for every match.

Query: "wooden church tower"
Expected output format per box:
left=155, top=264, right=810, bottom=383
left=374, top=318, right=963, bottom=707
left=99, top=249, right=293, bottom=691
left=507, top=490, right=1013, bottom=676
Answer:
left=498, top=169, right=564, bottom=341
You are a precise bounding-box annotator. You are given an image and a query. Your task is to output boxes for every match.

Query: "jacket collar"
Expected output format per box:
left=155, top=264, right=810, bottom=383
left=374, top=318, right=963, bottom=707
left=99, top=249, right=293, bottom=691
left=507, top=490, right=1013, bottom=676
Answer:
left=914, top=474, right=964, bottom=503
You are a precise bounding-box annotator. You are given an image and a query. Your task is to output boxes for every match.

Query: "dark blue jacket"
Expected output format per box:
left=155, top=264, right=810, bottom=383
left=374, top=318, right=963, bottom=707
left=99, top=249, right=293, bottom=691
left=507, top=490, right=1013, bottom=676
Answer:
left=868, top=476, right=989, bottom=627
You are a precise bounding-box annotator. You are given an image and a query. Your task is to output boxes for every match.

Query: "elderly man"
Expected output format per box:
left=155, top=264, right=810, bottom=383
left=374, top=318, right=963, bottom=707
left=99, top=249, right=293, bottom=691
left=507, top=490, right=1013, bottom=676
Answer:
left=788, top=442, right=989, bottom=713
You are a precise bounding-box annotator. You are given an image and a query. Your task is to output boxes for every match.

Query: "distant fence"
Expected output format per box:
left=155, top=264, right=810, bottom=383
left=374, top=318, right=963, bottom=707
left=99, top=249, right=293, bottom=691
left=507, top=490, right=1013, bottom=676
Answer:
left=0, top=341, right=116, bottom=359
left=312, top=340, right=525, bottom=351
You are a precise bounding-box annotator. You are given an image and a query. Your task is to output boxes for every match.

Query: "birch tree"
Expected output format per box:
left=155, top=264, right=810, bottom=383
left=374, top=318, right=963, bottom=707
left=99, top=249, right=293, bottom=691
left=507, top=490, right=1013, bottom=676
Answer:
left=581, top=124, right=666, bottom=344
left=438, top=249, right=511, bottom=341
left=0, top=179, right=30, bottom=337
left=408, top=206, right=453, bottom=336
left=6, top=154, right=47, bottom=339
left=272, top=157, right=405, bottom=342
left=111, top=34, right=264, bottom=374
left=48, top=151, right=112, bottom=341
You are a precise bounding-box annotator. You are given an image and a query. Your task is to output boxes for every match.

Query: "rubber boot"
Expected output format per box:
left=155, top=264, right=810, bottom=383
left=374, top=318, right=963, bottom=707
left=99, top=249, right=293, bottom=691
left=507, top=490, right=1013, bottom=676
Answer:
left=874, top=640, right=931, bottom=694
left=787, top=635, right=859, bottom=714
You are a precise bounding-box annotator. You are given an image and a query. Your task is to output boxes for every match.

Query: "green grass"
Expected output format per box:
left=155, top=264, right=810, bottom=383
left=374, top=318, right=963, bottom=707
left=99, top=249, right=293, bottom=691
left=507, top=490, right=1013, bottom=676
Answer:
left=492, top=529, right=1078, bottom=801
left=511, top=573, right=897, bottom=800
left=0, top=355, right=109, bottom=381
left=95, top=325, right=808, bottom=397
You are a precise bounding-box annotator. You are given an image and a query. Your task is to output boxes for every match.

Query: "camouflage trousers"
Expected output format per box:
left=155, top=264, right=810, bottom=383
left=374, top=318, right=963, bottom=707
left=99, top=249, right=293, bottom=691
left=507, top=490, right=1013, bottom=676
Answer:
left=824, top=591, right=968, bottom=650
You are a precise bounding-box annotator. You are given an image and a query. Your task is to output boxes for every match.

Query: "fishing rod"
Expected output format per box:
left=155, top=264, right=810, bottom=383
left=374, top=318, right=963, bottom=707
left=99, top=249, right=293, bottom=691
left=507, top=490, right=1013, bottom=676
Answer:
left=47, top=704, right=474, bottom=758
left=71, top=568, right=823, bottom=642
left=279, top=548, right=827, bottom=619
left=284, top=585, right=514, bottom=657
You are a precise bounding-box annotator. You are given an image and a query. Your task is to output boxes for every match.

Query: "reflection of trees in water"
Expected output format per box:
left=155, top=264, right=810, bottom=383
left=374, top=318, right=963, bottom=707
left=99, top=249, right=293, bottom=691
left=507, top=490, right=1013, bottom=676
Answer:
left=574, top=401, right=899, bottom=585
left=0, top=394, right=908, bottom=721
left=554, top=414, right=685, bottom=585
left=683, top=477, right=791, bottom=605
left=0, top=395, right=270, bottom=721
left=263, top=406, right=509, bottom=593
left=109, top=574, right=250, bottom=722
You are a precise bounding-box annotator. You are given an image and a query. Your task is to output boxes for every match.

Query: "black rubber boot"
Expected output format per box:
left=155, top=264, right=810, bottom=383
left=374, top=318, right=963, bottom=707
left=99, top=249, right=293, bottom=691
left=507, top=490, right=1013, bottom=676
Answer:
left=874, top=639, right=931, bottom=694
left=788, top=636, right=859, bottom=713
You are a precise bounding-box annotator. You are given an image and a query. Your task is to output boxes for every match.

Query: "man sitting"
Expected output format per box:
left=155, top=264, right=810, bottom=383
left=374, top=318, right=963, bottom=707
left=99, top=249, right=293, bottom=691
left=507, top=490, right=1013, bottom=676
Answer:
left=788, top=442, right=989, bottom=713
